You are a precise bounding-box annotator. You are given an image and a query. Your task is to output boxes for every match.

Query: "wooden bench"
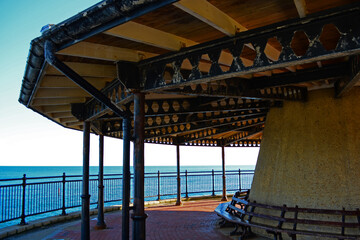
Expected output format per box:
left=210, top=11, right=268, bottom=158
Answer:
left=215, top=191, right=360, bottom=240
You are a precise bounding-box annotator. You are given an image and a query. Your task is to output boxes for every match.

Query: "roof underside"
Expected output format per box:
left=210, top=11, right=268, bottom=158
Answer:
left=19, top=0, right=360, bottom=147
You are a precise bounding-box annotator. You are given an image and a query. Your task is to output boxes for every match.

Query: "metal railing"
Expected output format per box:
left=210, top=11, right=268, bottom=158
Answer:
left=0, top=169, right=254, bottom=225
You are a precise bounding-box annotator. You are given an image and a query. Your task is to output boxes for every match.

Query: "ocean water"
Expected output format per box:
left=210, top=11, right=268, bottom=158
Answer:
left=0, top=165, right=255, bottom=179
left=0, top=165, right=255, bottom=228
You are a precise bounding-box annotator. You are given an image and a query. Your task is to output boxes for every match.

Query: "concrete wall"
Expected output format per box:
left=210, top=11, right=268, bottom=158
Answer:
left=249, top=88, right=360, bottom=238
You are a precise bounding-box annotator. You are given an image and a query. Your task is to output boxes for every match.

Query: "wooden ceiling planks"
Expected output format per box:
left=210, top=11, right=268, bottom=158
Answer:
left=132, top=4, right=226, bottom=43
left=84, top=34, right=169, bottom=55
left=305, top=0, right=359, bottom=14
left=207, top=0, right=299, bottom=30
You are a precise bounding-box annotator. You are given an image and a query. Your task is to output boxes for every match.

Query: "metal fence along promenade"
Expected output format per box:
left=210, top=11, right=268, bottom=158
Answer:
left=0, top=169, right=254, bottom=226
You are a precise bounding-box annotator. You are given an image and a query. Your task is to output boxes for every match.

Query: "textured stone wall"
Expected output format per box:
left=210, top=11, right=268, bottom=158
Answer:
left=249, top=87, right=360, bottom=238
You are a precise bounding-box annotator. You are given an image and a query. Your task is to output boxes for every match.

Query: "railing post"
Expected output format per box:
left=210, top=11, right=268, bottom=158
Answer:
left=221, top=145, right=227, bottom=201
left=157, top=171, right=161, bottom=201
left=185, top=170, right=188, bottom=198
left=61, top=172, right=66, bottom=215
left=20, top=174, right=27, bottom=225
left=175, top=144, right=182, bottom=206
left=239, top=168, right=242, bottom=192
left=211, top=169, right=216, bottom=196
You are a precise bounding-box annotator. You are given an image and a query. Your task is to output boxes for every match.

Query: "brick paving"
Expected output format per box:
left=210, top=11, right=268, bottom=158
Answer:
left=6, top=199, right=233, bottom=240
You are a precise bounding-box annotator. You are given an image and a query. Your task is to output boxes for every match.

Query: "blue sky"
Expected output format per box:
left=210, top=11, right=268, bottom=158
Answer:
left=0, top=0, right=259, bottom=166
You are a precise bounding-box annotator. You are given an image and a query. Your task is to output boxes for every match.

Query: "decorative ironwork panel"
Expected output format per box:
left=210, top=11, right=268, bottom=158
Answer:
left=139, top=4, right=360, bottom=91
left=83, top=80, right=132, bottom=121
left=163, top=84, right=308, bottom=101
left=144, top=114, right=266, bottom=139
left=178, top=122, right=264, bottom=144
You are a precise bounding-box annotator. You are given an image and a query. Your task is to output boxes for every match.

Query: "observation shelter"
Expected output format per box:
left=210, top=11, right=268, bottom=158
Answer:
left=18, top=0, right=360, bottom=239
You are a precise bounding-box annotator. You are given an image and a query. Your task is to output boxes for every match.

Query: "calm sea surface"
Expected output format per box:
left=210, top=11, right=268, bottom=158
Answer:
left=0, top=165, right=255, bottom=179
left=0, top=165, right=254, bottom=228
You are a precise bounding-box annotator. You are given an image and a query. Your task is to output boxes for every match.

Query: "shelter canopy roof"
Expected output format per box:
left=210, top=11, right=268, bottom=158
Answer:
left=19, top=0, right=360, bottom=146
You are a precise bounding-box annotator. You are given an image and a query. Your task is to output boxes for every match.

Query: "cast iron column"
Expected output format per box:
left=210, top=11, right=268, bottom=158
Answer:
left=122, top=117, right=131, bottom=240
left=221, top=145, right=228, bottom=201
left=132, top=92, right=147, bottom=240
left=81, top=121, right=91, bottom=240
left=95, top=135, right=106, bottom=229
left=176, top=144, right=182, bottom=205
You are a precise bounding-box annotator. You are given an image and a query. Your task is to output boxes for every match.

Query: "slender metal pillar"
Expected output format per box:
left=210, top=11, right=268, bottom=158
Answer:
left=122, top=118, right=131, bottom=240
left=81, top=121, right=91, bottom=240
left=95, top=135, right=106, bottom=229
left=132, top=92, right=147, bottom=240
left=221, top=146, right=228, bottom=201
left=175, top=144, right=182, bottom=206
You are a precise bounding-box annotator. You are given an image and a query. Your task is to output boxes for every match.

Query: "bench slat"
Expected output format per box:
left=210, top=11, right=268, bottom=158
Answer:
left=227, top=204, right=245, bottom=214
left=244, top=201, right=360, bottom=216
left=285, top=217, right=360, bottom=228
left=241, top=221, right=359, bottom=240
left=231, top=197, right=248, bottom=205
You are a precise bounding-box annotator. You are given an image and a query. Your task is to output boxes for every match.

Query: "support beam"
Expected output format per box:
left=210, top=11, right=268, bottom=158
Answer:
left=42, top=105, right=71, bottom=113
left=221, top=145, right=227, bottom=201
left=95, top=135, right=107, bottom=230
left=36, top=88, right=90, bottom=98
left=176, top=144, right=182, bottom=206
left=59, top=117, right=78, bottom=124
left=44, top=41, right=128, bottom=119
left=32, top=97, right=86, bottom=106
left=223, top=131, right=263, bottom=146
left=46, top=62, right=117, bottom=78
left=162, top=85, right=308, bottom=102
left=52, top=111, right=74, bottom=118
left=294, top=0, right=307, bottom=18
left=335, top=55, right=360, bottom=97
left=58, top=42, right=155, bottom=62
left=81, top=121, right=91, bottom=240
left=243, top=62, right=348, bottom=90
left=91, top=122, right=103, bottom=136
left=40, top=76, right=110, bottom=89
left=105, top=21, right=196, bottom=51
left=132, top=92, right=147, bottom=240
left=122, top=118, right=131, bottom=240
left=173, top=0, right=247, bottom=36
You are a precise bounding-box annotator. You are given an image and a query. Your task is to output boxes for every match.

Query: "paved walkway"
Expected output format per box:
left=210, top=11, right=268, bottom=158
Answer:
left=5, top=199, right=234, bottom=240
